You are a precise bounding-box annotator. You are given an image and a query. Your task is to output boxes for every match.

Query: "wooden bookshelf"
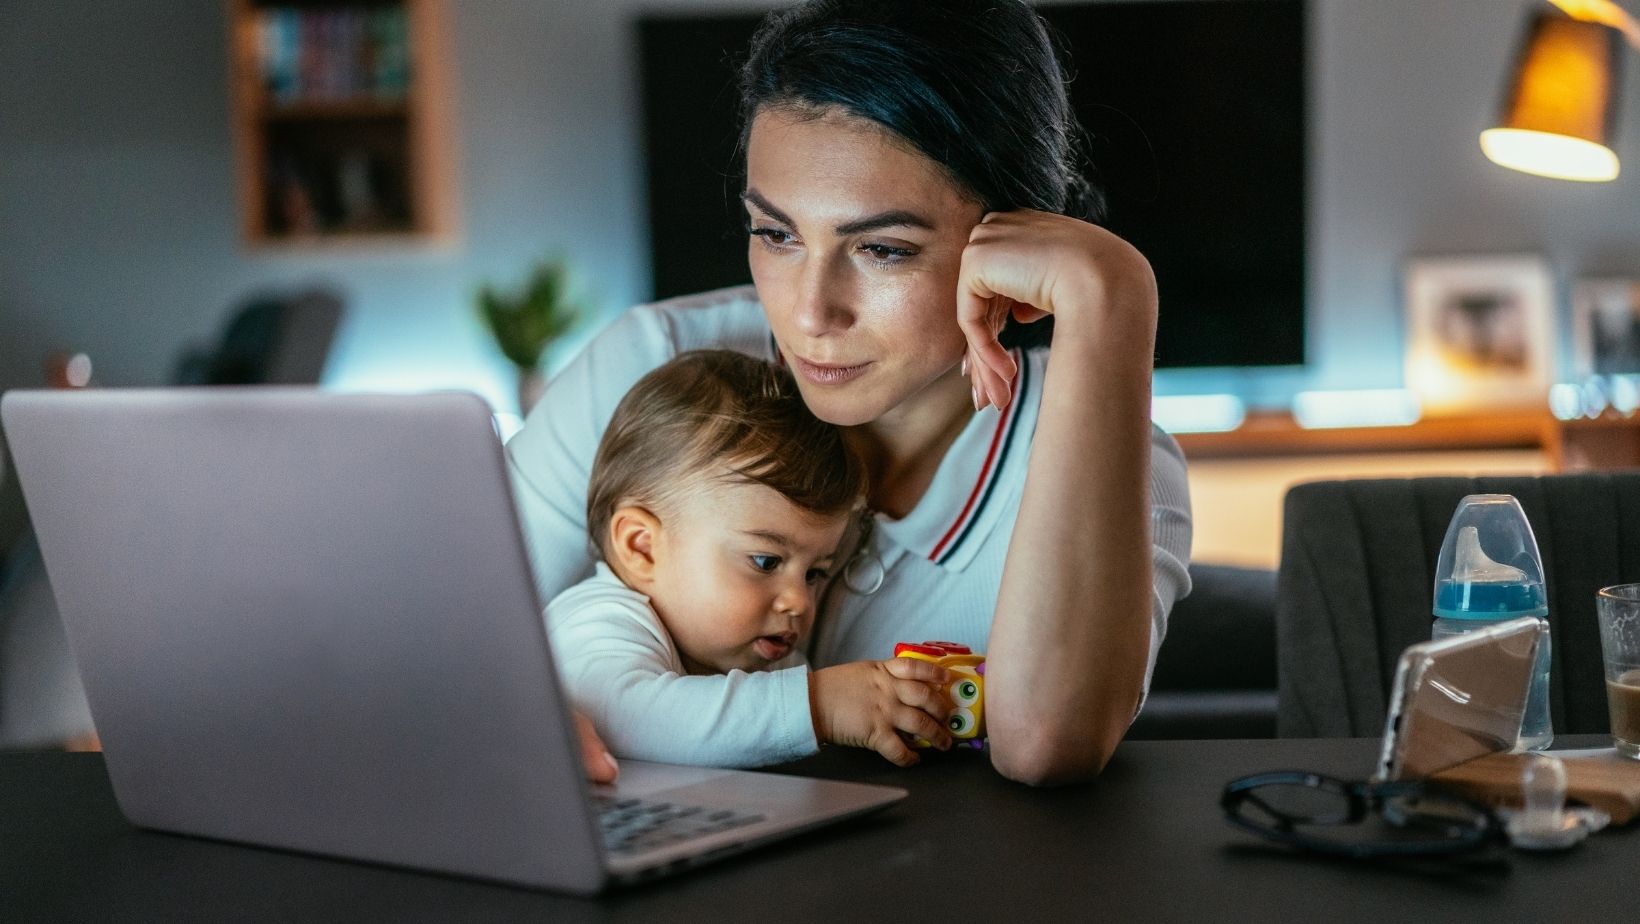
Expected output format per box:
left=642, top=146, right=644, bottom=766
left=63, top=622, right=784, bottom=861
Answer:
left=227, top=0, right=457, bottom=247
left=262, top=99, right=411, bottom=121
left=1175, top=407, right=1640, bottom=472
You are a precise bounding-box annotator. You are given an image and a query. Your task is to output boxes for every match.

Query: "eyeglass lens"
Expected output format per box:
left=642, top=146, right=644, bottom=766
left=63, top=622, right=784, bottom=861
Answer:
left=1227, top=777, right=1495, bottom=857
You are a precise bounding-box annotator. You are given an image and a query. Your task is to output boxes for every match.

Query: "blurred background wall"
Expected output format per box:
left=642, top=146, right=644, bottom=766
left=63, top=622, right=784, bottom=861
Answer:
left=3, top=0, right=1637, bottom=412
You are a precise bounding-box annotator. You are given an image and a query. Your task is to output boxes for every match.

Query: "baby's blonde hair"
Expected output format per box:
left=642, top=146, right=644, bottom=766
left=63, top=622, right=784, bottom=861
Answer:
left=586, top=350, right=866, bottom=560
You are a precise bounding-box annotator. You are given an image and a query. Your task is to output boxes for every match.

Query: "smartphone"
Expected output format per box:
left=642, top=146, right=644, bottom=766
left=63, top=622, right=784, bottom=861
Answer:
left=1373, top=615, right=1545, bottom=782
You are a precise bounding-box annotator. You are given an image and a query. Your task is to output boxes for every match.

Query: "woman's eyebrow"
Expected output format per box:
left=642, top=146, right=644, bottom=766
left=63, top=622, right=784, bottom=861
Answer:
left=834, top=210, right=933, bottom=235
left=743, top=189, right=934, bottom=235
left=742, top=189, right=795, bottom=226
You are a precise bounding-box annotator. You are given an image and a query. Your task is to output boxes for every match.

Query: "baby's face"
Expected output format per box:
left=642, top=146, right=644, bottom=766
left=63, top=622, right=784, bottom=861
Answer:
left=647, top=479, right=851, bottom=675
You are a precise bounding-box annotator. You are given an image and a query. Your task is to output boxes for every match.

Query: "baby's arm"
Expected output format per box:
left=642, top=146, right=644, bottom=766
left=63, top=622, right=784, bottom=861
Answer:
left=809, top=660, right=955, bottom=767
left=549, top=597, right=816, bottom=768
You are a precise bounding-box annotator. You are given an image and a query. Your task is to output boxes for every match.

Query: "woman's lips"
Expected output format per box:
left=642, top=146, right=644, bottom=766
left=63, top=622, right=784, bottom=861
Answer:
left=794, top=356, right=871, bottom=386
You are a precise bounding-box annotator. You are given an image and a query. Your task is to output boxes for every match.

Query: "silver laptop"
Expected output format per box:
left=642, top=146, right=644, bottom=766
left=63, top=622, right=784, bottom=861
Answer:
left=1, top=387, right=904, bottom=894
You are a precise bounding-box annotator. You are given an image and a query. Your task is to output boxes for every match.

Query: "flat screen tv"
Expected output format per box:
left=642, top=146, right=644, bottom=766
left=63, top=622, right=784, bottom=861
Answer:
left=637, top=0, right=1306, bottom=368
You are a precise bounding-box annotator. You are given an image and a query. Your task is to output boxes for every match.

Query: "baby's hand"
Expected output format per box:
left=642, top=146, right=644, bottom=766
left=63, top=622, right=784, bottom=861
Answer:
left=809, top=659, right=954, bottom=766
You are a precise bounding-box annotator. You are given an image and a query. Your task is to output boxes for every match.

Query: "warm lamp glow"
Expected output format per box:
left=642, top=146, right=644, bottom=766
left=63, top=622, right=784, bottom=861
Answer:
left=1482, top=11, right=1624, bottom=182
left=1480, top=127, right=1620, bottom=180
left=1405, top=351, right=1471, bottom=414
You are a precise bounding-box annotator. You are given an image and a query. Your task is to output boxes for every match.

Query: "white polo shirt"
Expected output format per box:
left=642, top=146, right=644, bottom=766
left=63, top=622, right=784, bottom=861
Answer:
left=506, top=285, right=1193, bottom=747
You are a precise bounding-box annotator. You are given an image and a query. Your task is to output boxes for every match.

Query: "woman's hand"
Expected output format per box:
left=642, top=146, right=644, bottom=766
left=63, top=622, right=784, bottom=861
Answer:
left=956, top=209, right=1158, bottom=411
left=809, top=659, right=954, bottom=767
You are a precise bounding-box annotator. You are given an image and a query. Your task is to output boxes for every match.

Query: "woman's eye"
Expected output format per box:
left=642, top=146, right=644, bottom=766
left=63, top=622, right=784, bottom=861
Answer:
left=859, top=243, right=914, bottom=265
left=748, top=226, right=795, bottom=249
left=749, top=554, right=781, bottom=573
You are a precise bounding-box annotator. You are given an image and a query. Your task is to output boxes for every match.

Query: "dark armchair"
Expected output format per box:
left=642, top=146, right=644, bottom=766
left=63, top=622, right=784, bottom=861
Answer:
left=172, top=288, right=343, bottom=386
left=1276, top=473, right=1640, bottom=739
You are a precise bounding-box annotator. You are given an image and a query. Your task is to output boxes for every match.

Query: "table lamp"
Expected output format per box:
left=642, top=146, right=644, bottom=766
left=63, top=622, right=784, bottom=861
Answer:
left=1480, top=0, right=1640, bottom=182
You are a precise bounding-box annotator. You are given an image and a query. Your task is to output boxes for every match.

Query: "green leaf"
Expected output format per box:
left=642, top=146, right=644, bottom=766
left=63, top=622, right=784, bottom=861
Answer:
left=474, top=259, right=582, bottom=371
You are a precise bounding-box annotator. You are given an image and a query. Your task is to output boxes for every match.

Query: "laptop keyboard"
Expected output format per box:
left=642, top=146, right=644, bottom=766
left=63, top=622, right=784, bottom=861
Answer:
left=593, top=795, right=766, bottom=856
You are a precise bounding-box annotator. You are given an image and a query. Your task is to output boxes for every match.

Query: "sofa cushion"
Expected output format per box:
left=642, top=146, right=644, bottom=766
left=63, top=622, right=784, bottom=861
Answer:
left=1129, top=564, right=1278, bottom=740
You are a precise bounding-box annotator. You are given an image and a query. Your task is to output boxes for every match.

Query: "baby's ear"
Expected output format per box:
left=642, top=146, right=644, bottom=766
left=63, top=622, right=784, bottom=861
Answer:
left=608, top=505, right=661, bottom=584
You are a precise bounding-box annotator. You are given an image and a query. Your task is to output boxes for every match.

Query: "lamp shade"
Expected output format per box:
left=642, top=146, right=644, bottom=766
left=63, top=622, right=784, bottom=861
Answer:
left=1481, top=10, right=1625, bottom=182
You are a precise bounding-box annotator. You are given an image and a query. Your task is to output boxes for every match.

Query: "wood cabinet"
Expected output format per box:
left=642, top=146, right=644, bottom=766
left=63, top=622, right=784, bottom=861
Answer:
left=1175, top=408, right=1640, bottom=472
left=1177, top=408, right=1640, bottom=568
left=227, top=0, right=456, bottom=247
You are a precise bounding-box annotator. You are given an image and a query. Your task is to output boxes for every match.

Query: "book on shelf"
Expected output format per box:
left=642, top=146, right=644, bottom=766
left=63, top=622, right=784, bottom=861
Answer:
left=255, top=5, right=410, bottom=107
left=267, top=142, right=410, bottom=237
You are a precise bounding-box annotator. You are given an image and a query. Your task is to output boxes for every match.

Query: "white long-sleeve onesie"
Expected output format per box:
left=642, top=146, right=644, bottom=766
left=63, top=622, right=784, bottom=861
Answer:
left=544, top=562, right=819, bottom=768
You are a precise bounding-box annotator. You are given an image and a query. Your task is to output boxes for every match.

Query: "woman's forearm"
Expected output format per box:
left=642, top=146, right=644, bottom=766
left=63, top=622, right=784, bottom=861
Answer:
left=983, top=277, right=1159, bottom=786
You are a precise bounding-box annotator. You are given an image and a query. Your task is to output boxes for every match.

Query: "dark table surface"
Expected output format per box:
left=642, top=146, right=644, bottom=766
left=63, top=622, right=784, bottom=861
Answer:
left=4, top=736, right=1635, bottom=922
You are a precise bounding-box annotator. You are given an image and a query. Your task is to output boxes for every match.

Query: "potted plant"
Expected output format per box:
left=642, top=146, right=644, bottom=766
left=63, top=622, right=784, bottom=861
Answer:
left=476, top=260, right=581, bottom=414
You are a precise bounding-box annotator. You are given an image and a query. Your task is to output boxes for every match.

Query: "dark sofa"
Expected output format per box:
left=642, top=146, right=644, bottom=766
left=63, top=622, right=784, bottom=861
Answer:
left=1127, top=564, right=1278, bottom=740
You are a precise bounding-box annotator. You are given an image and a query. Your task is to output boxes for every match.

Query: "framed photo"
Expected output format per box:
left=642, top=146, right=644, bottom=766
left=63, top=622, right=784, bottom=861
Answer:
left=1403, top=255, right=1555, bottom=413
left=1572, top=279, right=1640, bottom=378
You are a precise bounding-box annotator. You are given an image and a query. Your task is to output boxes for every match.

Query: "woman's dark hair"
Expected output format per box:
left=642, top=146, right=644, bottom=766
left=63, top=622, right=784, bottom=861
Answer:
left=738, top=0, right=1102, bottom=349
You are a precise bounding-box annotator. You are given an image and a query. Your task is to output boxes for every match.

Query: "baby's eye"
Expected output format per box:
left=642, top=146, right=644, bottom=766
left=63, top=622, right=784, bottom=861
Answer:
left=749, top=554, right=782, bottom=573
left=805, top=567, right=830, bottom=585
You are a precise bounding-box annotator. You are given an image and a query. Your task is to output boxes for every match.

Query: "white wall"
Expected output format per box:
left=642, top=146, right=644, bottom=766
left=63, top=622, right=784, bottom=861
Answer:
left=0, top=0, right=678, bottom=408
left=2, top=0, right=1638, bottom=411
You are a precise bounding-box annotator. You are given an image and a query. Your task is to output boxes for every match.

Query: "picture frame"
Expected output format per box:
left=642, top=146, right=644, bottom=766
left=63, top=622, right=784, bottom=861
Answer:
left=1403, top=254, right=1555, bottom=413
left=1571, top=278, right=1640, bottom=378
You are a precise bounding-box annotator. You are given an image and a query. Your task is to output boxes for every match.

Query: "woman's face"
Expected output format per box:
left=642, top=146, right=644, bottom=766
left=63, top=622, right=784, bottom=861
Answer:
left=744, top=107, right=986, bottom=427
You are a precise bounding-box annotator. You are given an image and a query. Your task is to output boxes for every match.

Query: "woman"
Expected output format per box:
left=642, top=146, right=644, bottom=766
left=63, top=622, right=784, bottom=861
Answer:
left=507, top=0, right=1191, bottom=785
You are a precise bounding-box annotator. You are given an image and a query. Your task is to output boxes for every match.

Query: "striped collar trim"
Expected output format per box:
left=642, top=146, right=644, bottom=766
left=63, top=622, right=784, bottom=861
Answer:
left=871, top=348, right=1033, bottom=571
left=928, top=349, right=1030, bottom=566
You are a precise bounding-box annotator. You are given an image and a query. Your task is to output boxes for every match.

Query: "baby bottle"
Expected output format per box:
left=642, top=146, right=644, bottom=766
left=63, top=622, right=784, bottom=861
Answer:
left=1431, top=494, right=1553, bottom=750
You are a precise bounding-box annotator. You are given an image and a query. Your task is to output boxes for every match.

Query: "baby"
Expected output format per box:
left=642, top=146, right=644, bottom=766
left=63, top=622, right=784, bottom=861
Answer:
left=545, top=349, right=953, bottom=768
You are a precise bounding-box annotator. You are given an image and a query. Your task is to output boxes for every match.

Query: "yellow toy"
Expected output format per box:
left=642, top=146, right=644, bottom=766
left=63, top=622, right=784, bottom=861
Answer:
left=893, top=641, right=985, bottom=749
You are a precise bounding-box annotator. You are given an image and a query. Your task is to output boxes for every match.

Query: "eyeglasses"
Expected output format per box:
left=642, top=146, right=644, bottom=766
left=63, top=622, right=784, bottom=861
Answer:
left=1221, top=771, right=1506, bottom=861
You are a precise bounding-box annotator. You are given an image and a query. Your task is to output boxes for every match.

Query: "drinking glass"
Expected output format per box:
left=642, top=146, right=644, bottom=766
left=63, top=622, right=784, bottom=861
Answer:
left=1595, top=584, right=1640, bottom=759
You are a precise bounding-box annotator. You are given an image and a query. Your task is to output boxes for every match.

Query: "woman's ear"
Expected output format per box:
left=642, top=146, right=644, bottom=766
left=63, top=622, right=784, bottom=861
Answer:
left=608, top=505, right=662, bottom=587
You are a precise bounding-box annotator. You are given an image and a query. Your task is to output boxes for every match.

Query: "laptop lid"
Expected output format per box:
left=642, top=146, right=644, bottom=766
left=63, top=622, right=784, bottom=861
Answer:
left=2, top=388, right=607, bottom=892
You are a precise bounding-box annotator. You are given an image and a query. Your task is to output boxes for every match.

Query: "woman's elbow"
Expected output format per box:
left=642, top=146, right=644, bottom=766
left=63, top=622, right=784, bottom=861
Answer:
left=987, top=721, right=1125, bottom=787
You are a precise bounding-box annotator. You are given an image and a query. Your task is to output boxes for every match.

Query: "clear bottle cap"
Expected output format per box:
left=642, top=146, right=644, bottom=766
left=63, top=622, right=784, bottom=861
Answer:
left=1432, top=494, right=1548, bottom=620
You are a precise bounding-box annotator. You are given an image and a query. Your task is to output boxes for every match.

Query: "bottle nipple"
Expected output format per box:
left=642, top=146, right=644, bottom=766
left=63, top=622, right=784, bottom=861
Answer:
left=1450, top=526, right=1527, bottom=584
